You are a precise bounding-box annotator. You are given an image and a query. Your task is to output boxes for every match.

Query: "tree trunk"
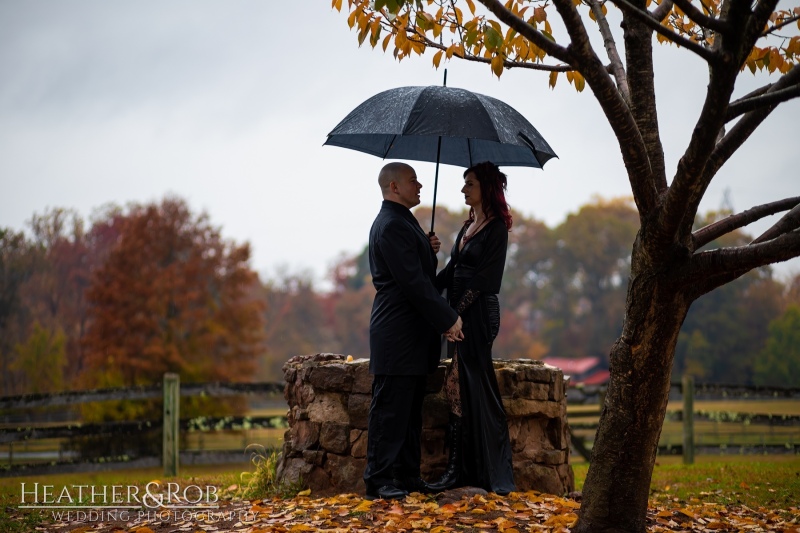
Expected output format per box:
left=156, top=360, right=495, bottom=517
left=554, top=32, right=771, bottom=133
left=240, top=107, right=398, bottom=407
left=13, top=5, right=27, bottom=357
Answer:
left=574, top=262, right=691, bottom=533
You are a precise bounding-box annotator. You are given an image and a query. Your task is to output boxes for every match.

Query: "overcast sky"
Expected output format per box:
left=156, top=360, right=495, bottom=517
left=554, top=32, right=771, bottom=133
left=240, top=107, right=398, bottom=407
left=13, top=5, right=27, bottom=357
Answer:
left=1, top=1, right=798, bottom=287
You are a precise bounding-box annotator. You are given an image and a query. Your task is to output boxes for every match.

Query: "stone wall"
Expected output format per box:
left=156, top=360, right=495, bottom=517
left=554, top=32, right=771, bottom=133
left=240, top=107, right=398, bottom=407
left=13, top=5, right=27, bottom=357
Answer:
left=276, top=353, right=574, bottom=497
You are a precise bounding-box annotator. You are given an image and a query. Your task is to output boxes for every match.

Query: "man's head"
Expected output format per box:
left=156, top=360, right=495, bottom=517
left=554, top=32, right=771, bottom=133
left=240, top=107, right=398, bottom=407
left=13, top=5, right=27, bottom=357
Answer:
left=378, top=162, right=422, bottom=209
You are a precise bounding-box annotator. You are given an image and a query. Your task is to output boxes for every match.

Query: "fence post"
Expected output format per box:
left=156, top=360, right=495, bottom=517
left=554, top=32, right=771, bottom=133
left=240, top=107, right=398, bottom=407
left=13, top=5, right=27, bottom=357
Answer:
left=682, top=374, right=695, bottom=465
left=163, top=373, right=180, bottom=477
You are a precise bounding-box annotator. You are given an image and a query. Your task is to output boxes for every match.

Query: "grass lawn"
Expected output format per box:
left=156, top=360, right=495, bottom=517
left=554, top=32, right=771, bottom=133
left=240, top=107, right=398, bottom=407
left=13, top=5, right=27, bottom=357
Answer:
left=572, top=454, right=800, bottom=509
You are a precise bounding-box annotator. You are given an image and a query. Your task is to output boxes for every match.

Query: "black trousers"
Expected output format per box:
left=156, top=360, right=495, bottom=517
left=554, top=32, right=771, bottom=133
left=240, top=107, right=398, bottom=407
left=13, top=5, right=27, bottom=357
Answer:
left=363, top=374, right=427, bottom=493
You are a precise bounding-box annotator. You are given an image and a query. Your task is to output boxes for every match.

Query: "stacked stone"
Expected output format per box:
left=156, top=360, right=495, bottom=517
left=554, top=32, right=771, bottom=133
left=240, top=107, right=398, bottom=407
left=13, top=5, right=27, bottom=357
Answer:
left=276, top=353, right=573, bottom=497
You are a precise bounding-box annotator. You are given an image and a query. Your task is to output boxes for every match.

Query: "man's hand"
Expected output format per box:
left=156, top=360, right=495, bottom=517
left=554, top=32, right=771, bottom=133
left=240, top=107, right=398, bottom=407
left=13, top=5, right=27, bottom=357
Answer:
left=428, top=232, right=441, bottom=254
left=444, top=316, right=464, bottom=342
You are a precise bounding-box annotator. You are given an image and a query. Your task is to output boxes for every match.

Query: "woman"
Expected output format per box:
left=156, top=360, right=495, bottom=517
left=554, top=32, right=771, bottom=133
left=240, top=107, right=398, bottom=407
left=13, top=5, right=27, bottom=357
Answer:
left=428, top=161, right=516, bottom=495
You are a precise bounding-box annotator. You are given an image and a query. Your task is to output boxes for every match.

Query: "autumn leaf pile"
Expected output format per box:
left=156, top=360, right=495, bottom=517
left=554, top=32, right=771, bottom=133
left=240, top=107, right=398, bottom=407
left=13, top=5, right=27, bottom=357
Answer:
left=37, top=489, right=800, bottom=532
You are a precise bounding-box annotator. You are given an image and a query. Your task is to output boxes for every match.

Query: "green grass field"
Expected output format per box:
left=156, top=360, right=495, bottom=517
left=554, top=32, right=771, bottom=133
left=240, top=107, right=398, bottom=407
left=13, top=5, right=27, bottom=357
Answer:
left=572, top=455, right=800, bottom=509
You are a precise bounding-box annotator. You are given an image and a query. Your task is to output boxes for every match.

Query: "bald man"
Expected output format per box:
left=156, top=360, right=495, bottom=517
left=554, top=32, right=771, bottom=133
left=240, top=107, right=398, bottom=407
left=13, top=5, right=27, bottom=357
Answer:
left=363, top=162, right=463, bottom=500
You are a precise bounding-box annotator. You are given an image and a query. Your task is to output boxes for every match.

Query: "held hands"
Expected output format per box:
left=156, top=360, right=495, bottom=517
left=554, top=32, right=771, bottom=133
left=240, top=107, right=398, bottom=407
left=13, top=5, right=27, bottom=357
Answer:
left=444, top=316, right=464, bottom=342
left=428, top=232, right=441, bottom=254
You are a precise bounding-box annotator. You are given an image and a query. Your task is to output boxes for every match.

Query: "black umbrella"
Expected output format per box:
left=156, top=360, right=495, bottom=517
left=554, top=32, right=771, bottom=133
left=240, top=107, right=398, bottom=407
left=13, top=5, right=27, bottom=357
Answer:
left=324, top=82, right=557, bottom=233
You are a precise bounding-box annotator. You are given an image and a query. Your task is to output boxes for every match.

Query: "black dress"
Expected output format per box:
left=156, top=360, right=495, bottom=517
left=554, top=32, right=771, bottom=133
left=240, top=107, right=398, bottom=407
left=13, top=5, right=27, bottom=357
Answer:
left=436, top=217, right=516, bottom=494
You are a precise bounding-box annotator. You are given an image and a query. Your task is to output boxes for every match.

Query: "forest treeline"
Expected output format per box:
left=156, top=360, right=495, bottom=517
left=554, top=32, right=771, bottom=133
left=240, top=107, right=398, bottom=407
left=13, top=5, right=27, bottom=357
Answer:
left=2, top=196, right=799, bottom=398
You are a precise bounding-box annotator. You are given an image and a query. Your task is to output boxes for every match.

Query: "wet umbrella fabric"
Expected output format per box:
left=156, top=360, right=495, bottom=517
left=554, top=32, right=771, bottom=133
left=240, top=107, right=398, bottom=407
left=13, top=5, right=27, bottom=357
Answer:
left=323, top=85, right=557, bottom=169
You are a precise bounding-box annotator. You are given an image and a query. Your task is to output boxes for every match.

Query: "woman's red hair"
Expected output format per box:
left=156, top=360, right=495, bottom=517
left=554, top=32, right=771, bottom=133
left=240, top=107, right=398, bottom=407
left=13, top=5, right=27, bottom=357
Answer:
left=464, top=161, right=512, bottom=230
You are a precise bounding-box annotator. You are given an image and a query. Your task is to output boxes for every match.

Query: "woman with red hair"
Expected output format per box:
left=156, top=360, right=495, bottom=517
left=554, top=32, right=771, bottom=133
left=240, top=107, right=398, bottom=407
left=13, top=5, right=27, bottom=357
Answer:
left=428, top=161, right=515, bottom=495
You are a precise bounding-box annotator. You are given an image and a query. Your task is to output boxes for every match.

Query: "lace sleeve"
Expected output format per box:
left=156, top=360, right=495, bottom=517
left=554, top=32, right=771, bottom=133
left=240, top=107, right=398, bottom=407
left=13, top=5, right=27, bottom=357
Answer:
left=455, top=288, right=481, bottom=314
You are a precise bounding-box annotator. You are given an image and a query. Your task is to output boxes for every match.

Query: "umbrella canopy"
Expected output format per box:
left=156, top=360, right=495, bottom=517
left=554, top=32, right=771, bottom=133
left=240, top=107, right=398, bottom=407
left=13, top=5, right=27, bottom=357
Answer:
left=324, top=85, right=557, bottom=169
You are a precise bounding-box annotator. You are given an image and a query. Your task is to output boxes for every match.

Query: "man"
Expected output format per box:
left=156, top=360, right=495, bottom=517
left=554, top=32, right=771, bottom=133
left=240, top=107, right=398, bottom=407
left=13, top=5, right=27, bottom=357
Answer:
left=363, top=162, right=463, bottom=500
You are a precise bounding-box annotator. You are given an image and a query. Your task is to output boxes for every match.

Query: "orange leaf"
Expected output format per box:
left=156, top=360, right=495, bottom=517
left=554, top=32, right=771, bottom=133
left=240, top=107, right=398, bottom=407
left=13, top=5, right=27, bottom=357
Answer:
left=491, top=54, right=505, bottom=78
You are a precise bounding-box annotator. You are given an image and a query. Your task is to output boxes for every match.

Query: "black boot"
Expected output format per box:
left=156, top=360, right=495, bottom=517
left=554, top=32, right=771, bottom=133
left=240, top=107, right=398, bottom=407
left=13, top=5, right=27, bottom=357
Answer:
left=427, top=415, right=463, bottom=492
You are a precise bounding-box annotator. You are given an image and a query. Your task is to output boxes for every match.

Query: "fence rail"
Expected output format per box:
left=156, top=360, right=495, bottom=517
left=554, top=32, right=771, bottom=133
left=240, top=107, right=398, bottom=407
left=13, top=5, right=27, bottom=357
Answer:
left=3, top=376, right=798, bottom=475
left=567, top=376, right=800, bottom=463
left=0, top=376, right=286, bottom=477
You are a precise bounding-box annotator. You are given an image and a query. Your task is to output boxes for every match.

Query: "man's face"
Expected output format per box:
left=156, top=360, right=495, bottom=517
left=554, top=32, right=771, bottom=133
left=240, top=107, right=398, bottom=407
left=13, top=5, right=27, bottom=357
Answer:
left=394, top=168, right=422, bottom=209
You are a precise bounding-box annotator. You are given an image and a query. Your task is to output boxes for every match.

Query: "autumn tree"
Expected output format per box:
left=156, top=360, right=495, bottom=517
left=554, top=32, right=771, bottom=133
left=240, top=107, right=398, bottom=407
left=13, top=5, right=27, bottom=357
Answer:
left=257, top=270, right=341, bottom=381
left=753, top=304, right=800, bottom=387
left=335, top=1, right=800, bottom=531
left=11, top=322, right=66, bottom=394
left=82, top=197, right=264, bottom=393
left=0, top=228, right=32, bottom=395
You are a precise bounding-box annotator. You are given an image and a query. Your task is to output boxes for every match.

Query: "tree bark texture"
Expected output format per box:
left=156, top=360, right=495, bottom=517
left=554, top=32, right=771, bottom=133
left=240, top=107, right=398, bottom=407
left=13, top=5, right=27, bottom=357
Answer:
left=574, top=245, right=691, bottom=533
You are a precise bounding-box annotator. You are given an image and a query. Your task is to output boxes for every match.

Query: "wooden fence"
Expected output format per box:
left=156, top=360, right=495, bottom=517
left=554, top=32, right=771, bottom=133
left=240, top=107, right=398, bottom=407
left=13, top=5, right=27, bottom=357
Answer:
left=0, top=375, right=286, bottom=478
left=2, top=374, right=799, bottom=477
left=568, top=376, right=800, bottom=463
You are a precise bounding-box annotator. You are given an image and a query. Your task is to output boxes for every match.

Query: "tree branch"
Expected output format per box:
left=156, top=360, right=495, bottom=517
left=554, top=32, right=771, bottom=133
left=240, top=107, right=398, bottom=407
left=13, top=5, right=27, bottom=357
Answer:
left=691, top=230, right=800, bottom=280
left=707, top=64, right=800, bottom=175
left=692, top=197, right=800, bottom=249
left=726, top=82, right=800, bottom=121
left=412, top=30, right=573, bottom=72
left=608, top=0, right=719, bottom=63
left=762, top=14, right=800, bottom=37
left=650, top=0, right=674, bottom=23
left=475, top=0, right=573, bottom=65
left=587, top=0, right=631, bottom=105
left=752, top=203, right=800, bottom=244
left=741, top=0, right=782, bottom=66
left=622, top=0, right=669, bottom=195
left=479, top=0, right=659, bottom=213
left=670, top=0, right=730, bottom=33
left=660, top=0, right=776, bottom=247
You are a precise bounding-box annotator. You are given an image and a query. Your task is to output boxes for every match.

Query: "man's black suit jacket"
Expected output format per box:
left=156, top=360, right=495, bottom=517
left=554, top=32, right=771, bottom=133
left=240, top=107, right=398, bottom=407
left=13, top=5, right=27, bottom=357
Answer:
left=368, top=200, right=458, bottom=376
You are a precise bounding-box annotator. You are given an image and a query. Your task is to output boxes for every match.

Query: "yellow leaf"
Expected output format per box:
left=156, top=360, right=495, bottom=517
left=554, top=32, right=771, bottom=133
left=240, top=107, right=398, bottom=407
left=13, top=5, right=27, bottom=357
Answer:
left=297, top=488, right=311, bottom=496
left=491, top=54, right=505, bottom=78
left=549, top=70, right=558, bottom=89
left=433, top=49, right=444, bottom=68
left=574, top=71, right=585, bottom=92
left=332, top=0, right=343, bottom=11
left=465, top=0, right=476, bottom=15
left=382, top=33, right=392, bottom=52
left=589, top=8, right=596, bottom=21
left=354, top=499, right=373, bottom=512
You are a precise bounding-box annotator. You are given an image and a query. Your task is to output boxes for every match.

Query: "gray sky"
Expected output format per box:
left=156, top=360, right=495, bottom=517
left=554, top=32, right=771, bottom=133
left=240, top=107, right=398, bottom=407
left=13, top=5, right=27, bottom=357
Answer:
left=1, top=1, right=798, bottom=287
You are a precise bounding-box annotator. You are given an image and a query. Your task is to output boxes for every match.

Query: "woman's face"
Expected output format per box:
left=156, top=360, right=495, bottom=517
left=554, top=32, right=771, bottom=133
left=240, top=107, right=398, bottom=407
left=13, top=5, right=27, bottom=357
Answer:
left=461, top=172, right=482, bottom=208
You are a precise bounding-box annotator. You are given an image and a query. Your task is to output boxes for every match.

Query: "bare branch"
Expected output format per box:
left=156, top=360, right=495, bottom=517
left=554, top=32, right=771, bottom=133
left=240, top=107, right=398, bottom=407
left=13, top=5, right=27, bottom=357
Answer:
left=662, top=1, right=785, bottom=245
left=763, top=14, right=800, bottom=37
left=707, top=64, right=800, bottom=172
left=650, top=0, right=674, bottom=23
left=671, top=0, right=730, bottom=33
left=621, top=0, right=670, bottom=194
left=691, top=230, right=800, bottom=279
left=733, top=83, right=771, bottom=102
left=692, top=197, right=800, bottom=249
left=412, top=30, right=573, bottom=72
left=608, top=0, right=719, bottom=62
left=752, top=203, right=800, bottom=244
left=586, top=0, right=631, bottom=104
left=726, top=82, right=800, bottom=121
